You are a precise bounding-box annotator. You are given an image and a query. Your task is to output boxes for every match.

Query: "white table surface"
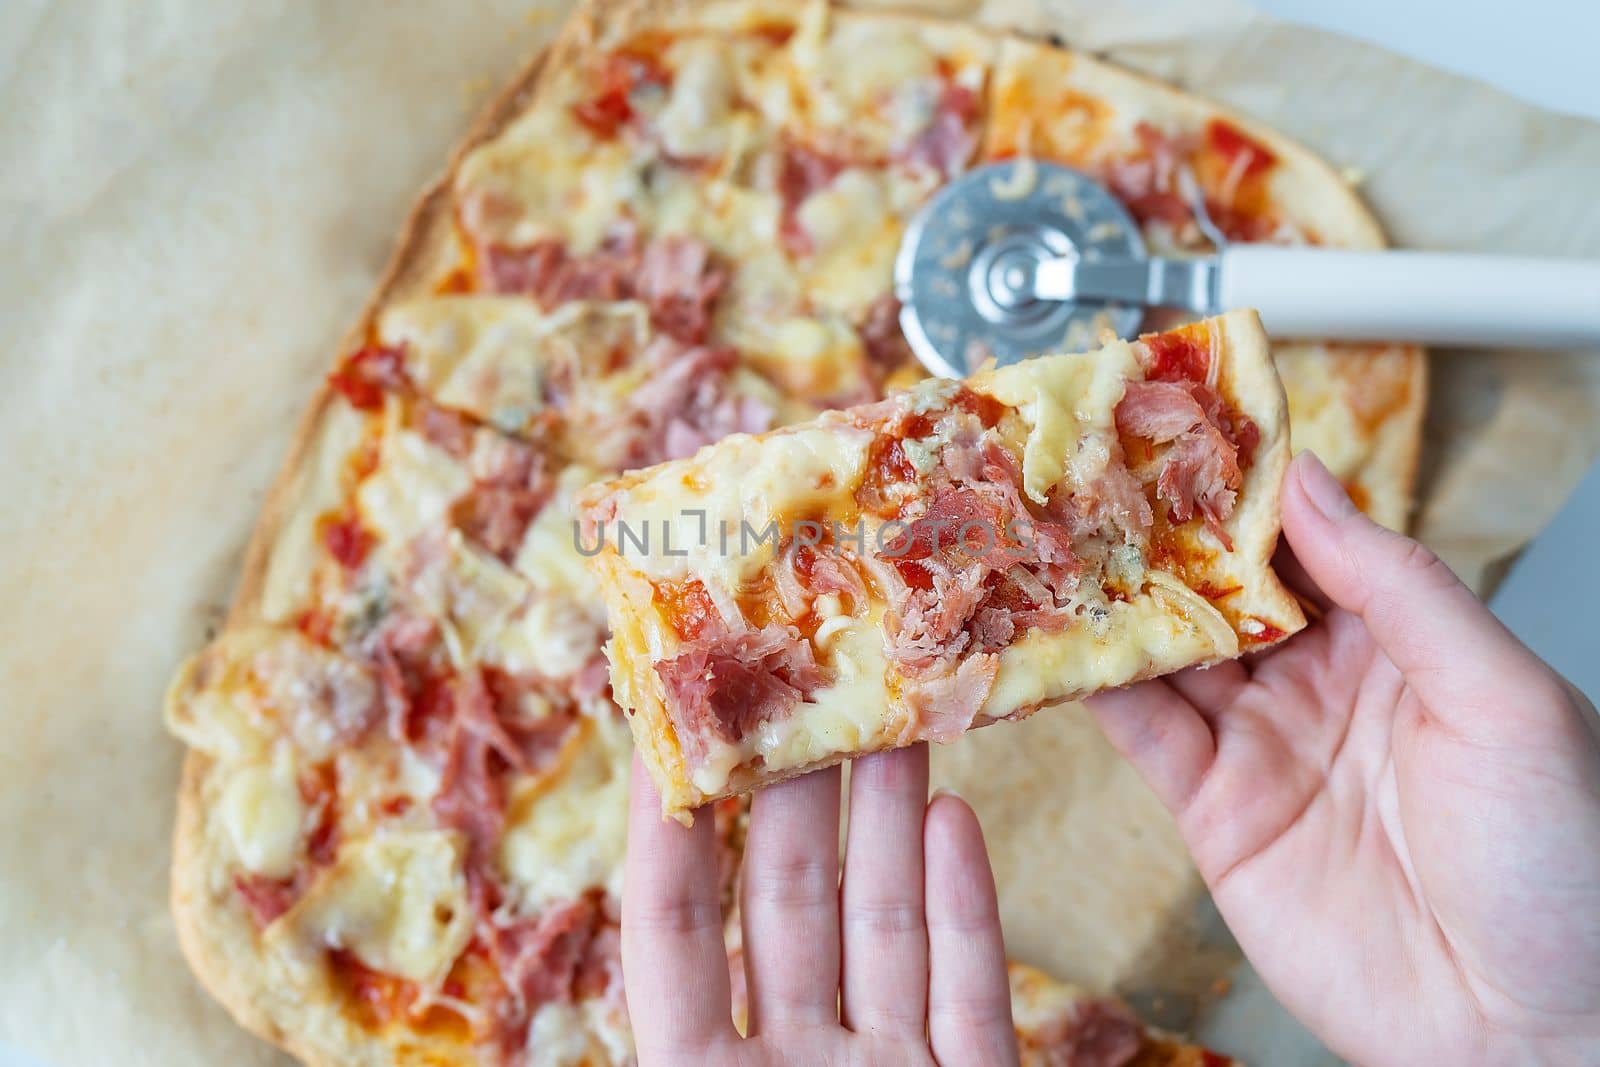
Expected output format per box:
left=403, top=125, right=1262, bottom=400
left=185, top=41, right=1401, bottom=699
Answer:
left=4, top=4, right=1594, bottom=1066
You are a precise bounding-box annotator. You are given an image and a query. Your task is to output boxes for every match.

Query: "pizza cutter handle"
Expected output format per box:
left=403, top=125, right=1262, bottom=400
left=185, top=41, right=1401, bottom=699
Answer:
left=1219, top=246, right=1600, bottom=348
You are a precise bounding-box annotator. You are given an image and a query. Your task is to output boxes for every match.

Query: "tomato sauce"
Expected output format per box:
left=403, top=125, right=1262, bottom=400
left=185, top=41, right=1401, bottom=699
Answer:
left=327, top=345, right=407, bottom=411
left=657, top=578, right=720, bottom=641
left=1205, top=119, right=1276, bottom=180
left=321, top=512, right=375, bottom=570
left=571, top=50, right=671, bottom=139
left=1142, top=326, right=1211, bottom=384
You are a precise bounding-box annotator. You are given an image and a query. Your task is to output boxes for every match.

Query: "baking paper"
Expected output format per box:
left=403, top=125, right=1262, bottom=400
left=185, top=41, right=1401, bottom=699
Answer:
left=2, top=1, right=1596, bottom=1064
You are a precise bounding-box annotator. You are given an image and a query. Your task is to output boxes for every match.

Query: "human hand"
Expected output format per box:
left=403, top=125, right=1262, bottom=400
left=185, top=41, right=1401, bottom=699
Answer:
left=1090, top=451, right=1600, bottom=1066
left=621, top=744, right=1019, bottom=1066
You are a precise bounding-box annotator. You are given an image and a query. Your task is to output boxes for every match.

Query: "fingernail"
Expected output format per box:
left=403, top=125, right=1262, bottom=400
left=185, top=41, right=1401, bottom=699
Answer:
left=930, top=787, right=963, bottom=802
left=1295, top=451, right=1356, bottom=521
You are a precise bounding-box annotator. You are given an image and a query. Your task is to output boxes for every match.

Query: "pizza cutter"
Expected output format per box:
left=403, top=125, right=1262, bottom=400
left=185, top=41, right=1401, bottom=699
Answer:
left=895, top=159, right=1600, bottom=376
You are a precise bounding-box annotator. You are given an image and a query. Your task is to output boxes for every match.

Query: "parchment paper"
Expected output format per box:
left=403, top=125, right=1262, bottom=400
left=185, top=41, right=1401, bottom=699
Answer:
left=2, top=1, right=1596, bottom=1064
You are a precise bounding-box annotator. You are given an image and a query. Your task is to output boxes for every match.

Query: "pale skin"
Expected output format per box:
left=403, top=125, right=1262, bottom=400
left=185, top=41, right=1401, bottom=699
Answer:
left=623, top=452, right=1600, bottom=1066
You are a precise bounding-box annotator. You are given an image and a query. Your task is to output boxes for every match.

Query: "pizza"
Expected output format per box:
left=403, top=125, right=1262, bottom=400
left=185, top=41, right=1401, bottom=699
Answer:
left=1009, top=964, right=1240, bottom=1067
left=163, top=0, right=1418, bottom=1063
left=580, top=312, right=1302, bottom=817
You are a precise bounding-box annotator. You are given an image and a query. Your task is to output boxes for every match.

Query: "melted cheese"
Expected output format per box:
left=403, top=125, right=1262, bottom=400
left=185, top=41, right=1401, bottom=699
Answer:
left=379, top=298, right=652, bottom=440
left=288, top=830, right=473, bottom=986
left=770, top=5, right=993, bottom=160
left=795, top=168, right=903, bottom=319
left=744, top=609, right=890, bottom=783
left=493, top=464, right=610, bottom=679
left=335, top=742, right=443, bottom=837
left=985, top=41, right=1122, bottom=165
left=220, top=752, right=305, bottom=878
left=744, top=314, right=869, bottom=399
left=259, top=402, right=369, bottom=623
left=402, top=531, right=530, bottom=666
left=983, top=573, right=1232, bottom=717
left=164, top=628, right=377, bottom=765
left=974, top=340, right=1140, bottom=505
left=166, top=670, right=272, bottom=764
left=654, top=38, right=738, bottom=162
left=583, top=996, right=635, bottom=1066
left=514, top=464, right=607, bottom=601
left=499, top=715, right=630, bottom=914
left=525, top=1002, right=592, bottom=1067
left=377, top=297, right=552, bottom=435
left=523, top=998, right=633, bottom=1067
left=1009, top=965, right=1092, bottom=1033
left=601, top=421, right=873, bottom=591
left=784, top=9, right=936, bottom=149
left=357, top=426, right=471, bottom=552
left=455, top=74, right=648, bottom=253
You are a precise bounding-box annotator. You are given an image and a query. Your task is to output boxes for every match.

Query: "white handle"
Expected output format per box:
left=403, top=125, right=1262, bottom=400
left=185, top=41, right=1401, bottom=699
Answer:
left=1218, top=245, right=1600, bottom=348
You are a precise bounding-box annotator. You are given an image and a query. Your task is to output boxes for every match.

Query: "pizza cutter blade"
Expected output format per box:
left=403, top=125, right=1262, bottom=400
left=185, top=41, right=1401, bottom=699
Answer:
left=895, top=159, right=1600, bottom=377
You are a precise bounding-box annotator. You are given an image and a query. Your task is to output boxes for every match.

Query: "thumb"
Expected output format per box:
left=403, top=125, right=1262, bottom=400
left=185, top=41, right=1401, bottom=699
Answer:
left=1281, top=451, right=1556, bottom=729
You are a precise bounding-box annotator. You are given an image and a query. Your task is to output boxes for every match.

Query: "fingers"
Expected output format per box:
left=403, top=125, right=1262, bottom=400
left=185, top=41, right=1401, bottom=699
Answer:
left=1270, top=538, right=1333, bottom=618
left=840, top=745, right=930, bottom=1037
left=740, top=764, right=843, bottom=1032
left=622, top=756, right=737, bottom=1055
left=1281, top=451, right=1562, bottom=734
left=1086, top=679, right=1217, bottom=815
left=1165, top=660, right=1250, bottom=717
left=924, top=794, right=1018, bottom=1066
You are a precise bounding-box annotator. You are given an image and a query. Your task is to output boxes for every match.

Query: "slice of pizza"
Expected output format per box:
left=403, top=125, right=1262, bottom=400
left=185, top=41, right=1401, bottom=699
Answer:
left=1009, top=963, right=1240, bottom=1067
left=580, top=311, right=1304, bottom=818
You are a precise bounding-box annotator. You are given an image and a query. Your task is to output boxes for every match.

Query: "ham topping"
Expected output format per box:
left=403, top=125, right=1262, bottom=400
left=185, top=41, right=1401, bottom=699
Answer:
left=636, top=235, right=730, bottom=346
left=470, top=889, right=624, bottom=1056
left=418, top=403, right=478, bottom=458
left=656, top=624, right=826, bottom=767
left=1103, top=122, right=1196, bottom=231
left=877, top=422, right=1084, bottom=678
left=859, top=398, right=1107, bottom=738
left=452, top=433, right=554, bottom=564
left=1026, top=994, right=1146, bottom=1067
left=859, top=293, right=914, bottom=376
left=1114, top=379, right=1257, bottom=547
left=431, top=669, right=577, bottom=871
left=900, top=81, right=980, bottom=179
left=484, top=228, right=728, bottom=346
left=776, top=141, right=846, bottom=256
left=1102, top=120, right=1289, bottom=245
left=328, top=344, right=409, bottom=411
left=613, top=337, right=774, bottom=468
left=491, top=896, right=598, bottom=1032
left=234, top=873, right=298, bottom=929
left=902, top=651, right=999, bottom=743
left=369, top=613, right=449, bottom=742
